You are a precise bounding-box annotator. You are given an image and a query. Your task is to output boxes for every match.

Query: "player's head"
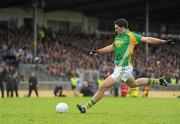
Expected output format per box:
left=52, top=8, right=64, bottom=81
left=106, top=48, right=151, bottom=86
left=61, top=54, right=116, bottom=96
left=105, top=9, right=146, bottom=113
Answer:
left=114, top=18, right=128, bottom=34
left=114, top=18, right=128, bottom=28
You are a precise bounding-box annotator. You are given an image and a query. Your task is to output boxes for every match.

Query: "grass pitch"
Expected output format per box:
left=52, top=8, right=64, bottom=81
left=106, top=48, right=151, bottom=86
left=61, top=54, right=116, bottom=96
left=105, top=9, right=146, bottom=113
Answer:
left=0, top=97, right=180, bottom=124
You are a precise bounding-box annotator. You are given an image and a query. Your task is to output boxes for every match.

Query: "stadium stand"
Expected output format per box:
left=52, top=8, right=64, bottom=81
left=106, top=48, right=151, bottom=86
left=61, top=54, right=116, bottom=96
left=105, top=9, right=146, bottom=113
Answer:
left=0, top=27, right=179, bottom=85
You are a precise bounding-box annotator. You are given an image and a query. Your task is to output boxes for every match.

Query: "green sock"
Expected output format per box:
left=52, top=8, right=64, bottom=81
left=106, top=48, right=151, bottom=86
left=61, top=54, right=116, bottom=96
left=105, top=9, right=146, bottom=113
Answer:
left=85, top=99, right=97, bottom=109
left=147, top=78, right=159, bottom=85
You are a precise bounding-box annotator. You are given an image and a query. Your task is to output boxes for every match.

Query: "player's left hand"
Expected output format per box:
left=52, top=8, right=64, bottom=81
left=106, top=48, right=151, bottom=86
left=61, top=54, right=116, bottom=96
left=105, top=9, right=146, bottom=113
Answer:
left=165, top=39, right=174, bottom=45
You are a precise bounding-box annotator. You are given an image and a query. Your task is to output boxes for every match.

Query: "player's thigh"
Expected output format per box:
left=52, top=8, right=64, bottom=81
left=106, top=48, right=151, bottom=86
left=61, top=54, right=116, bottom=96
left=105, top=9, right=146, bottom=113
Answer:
left=126, top=74, right=136, bottom=88
left=101, top=76, right=116, bottom=89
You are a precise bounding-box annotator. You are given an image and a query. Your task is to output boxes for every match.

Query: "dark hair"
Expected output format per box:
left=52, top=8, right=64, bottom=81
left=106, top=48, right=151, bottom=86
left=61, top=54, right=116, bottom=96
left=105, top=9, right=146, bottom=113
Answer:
left=114, top=18, right=128, bottom=28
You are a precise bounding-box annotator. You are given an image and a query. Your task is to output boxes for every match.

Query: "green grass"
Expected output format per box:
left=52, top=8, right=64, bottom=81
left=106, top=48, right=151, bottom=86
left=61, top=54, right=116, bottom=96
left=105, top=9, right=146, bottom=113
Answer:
left=0, top=97, right=180, bottom=124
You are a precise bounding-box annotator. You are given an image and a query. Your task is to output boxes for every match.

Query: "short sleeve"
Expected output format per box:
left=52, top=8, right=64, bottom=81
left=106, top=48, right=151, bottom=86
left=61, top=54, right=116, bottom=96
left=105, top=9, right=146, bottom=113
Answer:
left=132, top=32, right=143, bottom=44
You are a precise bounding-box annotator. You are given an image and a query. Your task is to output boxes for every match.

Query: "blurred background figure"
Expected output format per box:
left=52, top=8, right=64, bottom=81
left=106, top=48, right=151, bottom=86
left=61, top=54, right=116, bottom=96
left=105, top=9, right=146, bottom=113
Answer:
left=70, top=74, right=78, bottom=90
left=53, top=85, right=65, bottom=97
left=120, top=83, right=129, bottom=97
left=111, top=83, right=120, bottom=97
left=130, top=87, right=139, bottom=97
left=0, top=65, right=6, bottom=98
left=143, top=85, right=149, bottom=98
left=12, top=69, right=22, bottom=97
left=170, top=75, right=177, bottom=85
left=74, top=74, right=83, bottom=96
left=97, top=76, right=104, bottom=88
left=6, top=74, right=15, bottom=97
left=28, top=72, right=39, bottom=97
left=80, top=81, right=94, bottom=97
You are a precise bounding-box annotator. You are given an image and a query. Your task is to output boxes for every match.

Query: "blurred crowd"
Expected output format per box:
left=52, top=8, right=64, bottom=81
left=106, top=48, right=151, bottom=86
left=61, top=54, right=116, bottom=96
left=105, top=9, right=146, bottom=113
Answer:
left=0, top=27, right=179, bottom=83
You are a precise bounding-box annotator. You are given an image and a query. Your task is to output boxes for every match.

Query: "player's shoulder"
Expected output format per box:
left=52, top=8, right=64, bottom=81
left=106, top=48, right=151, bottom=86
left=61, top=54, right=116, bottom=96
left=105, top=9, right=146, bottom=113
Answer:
left=127, top=30, right=143, bottom=44
left=128, top=30, right=139, bottom=35
left=131, top=31, right=143, bottom=37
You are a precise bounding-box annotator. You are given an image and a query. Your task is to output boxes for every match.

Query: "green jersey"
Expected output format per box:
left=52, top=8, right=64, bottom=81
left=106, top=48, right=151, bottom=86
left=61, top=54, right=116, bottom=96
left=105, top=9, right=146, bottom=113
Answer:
left=113, top=29, right=142, bottom=66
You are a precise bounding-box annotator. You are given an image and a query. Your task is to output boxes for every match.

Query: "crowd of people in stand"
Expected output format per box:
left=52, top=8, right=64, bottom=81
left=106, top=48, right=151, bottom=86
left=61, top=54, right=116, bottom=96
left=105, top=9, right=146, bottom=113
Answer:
left=0, top=26, right=179, bottom=84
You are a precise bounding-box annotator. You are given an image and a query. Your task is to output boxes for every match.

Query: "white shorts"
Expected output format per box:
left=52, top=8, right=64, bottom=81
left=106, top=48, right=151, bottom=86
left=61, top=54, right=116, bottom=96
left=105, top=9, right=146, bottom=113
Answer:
left=110, top=66, right=133, bottom=83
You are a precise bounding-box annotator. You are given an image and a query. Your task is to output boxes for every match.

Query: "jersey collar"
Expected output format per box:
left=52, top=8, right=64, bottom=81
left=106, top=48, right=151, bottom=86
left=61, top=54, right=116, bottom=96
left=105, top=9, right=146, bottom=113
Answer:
left=118, top=29, right=129, bottom=36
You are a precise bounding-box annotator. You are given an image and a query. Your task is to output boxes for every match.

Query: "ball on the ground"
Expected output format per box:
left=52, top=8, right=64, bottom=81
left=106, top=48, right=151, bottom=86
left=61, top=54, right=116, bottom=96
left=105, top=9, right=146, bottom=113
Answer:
left=56, top=102, right=69, bottom=113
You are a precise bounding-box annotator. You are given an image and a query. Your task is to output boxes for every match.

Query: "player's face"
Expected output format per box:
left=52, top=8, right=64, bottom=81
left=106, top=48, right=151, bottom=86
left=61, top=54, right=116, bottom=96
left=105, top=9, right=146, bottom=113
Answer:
left=114, top=24, right=124, bottom=34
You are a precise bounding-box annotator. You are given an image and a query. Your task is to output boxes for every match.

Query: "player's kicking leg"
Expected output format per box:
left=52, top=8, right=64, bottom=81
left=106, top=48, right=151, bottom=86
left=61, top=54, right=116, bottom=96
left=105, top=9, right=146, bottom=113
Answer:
left=127, top=74, right=168, bottom=88
left=77, top=76, right=116, bottom=113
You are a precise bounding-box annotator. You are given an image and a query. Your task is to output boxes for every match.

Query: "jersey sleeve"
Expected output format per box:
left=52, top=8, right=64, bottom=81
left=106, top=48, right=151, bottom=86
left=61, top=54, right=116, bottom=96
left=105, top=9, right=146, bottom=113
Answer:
left=132, top=32, right=143, bottom=44
left=112, top=37, right=117, bottom=48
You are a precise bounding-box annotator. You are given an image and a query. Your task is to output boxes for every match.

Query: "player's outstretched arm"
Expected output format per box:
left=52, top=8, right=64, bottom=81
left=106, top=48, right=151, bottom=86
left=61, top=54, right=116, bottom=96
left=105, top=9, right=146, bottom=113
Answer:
left=90, top=44, right=114, bottom=57
left=141, top=37, right=173, bottom=45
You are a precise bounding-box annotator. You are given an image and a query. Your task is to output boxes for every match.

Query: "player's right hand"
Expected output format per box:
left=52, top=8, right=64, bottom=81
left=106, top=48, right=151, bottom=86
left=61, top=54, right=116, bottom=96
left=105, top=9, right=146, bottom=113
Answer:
left=165, top=39, right=174, bottom=45
left=90, top=50, right=97, bottom=57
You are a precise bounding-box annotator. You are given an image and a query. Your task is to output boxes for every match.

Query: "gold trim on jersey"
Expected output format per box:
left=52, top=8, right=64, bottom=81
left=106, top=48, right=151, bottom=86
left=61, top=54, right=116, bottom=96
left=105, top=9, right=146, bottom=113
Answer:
left=118, top=31, right=137, bottom=66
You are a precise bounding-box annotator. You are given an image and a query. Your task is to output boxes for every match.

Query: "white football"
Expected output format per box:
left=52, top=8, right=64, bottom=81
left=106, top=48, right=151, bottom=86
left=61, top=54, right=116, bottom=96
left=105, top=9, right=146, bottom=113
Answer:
left=56, top=102, right=69, bottom=113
